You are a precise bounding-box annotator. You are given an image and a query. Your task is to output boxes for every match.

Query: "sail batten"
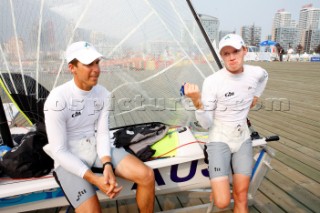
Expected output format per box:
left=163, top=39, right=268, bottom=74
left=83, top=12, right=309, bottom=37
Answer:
left=35, top=0, right=45, bottom=100
left=9, top=0, right=28, bottom=96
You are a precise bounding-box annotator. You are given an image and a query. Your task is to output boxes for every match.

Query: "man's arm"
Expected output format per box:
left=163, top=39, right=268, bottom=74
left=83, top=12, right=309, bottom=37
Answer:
left=254, top=68, right=268, bottom=98
left=184, top=81, right=215, bottom=130
left=96, top=88, right=112, bottom=159
left=95, top=88, right=120, bottom=195
left=250, top=96, right=258, bottom=109
left=44, top=92, right=90, bottom=178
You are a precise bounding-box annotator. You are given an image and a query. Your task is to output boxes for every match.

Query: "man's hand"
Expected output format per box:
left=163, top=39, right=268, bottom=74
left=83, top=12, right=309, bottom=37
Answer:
left=95, top=175, right=123, bottom=199
left=102, top=164, right=122, bottom=198
left=83, top=168, right=123, bottom=199
left=184, top=83, right=203, bottom=109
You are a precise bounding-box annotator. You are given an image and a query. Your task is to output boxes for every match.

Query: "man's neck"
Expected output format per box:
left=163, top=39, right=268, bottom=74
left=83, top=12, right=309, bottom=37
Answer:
left=226, top=67, right=244, bottom=74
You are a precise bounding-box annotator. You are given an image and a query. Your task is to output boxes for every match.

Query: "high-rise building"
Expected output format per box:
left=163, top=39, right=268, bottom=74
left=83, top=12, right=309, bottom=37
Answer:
left=240, top=24, right=261, bottom=47
left=199, top=14, right=220, bottom=47
left=241, top=26, right=251, bottom=45
left=298, top=4, right=320, bottom=52
left=272, top=9, right=294, bottom=40
left=266, top=35, right=273, bottom=41
left=274, top=27, right=299, bottom=50
left=272, top=9, right=299, bottom=51
left=304, top=29, right=320, bottom=53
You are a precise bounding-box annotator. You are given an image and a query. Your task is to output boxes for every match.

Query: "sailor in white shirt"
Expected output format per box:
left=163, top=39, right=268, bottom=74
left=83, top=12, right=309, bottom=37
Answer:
left=44, top=41, right=155, bottom=213
left=184, top=34, right=268, bottom=213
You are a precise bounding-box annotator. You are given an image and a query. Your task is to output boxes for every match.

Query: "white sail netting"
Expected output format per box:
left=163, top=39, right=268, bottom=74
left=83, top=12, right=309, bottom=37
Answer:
left=0, top=0, right=220, bottom=128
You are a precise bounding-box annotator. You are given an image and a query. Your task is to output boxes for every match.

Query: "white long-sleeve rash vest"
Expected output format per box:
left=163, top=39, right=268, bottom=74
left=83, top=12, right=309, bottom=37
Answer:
left=44, top=79, right=112, bottom=178
left=195, top=64, right=268, bottom=130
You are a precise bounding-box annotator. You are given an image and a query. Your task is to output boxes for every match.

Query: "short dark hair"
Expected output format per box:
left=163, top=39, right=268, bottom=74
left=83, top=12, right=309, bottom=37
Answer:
left=69, top=58, right=79, bottom=66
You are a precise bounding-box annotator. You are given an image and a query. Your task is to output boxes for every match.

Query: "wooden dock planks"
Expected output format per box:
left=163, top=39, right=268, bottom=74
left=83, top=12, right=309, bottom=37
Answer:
left=249, top=61, right=320, bottom=213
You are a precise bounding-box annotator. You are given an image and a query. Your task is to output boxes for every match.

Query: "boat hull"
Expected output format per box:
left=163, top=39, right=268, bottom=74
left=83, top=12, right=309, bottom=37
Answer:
left=0, top=158, right=209, bottom=212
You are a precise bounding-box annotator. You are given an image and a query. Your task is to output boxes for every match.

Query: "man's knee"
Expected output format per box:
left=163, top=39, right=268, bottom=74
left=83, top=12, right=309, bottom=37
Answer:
left=214, top=197, right=230, bottom=209
left=139, top=166, right=154, bottom=186
left=233, top=190, right=248, bottom=204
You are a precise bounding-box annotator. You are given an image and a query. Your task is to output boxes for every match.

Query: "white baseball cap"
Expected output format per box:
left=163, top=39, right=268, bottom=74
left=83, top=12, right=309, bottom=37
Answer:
left=219, top=34, right=245, bottom=53
left=65, top=41, right=104, bottom=65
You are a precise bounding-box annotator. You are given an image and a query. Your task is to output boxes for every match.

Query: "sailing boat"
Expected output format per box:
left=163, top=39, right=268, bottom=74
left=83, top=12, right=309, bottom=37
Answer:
left=0, top=0, right=278, bottom=212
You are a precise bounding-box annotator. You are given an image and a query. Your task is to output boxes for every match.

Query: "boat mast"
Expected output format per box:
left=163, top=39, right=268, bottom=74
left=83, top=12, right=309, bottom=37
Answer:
left=186, top=0, right=223, bottom=69
left=0, top=96, right=14, bottom=147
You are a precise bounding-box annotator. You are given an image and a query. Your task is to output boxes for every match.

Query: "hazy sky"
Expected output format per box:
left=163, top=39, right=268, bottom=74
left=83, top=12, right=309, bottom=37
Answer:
left=192, top=0, right=320, bottom=39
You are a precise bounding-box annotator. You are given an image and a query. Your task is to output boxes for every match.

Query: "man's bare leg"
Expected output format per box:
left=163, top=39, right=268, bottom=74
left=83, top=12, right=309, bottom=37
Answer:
left=75, top=195, right=101, bottom=213
left=233, top=174, right=250, bottom=213
left=210, top=176, right=231, bottom=209
left=115, top=154, right=155, bottom=213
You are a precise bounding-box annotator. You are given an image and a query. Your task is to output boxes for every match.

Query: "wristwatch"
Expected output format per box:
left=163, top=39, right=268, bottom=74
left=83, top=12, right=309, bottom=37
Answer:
left=102, top=162, right=114, bottom=171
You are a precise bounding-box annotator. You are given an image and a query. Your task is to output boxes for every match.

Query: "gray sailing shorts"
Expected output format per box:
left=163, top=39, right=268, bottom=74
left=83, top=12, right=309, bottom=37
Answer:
left=53, top=147, right=129, bottom=209
left=206, top=139, right=253, bottom=180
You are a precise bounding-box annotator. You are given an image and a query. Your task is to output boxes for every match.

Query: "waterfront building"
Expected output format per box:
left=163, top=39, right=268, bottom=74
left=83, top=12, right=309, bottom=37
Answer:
left=241, top=24, right=261, bottom=47
left=298, top=4, right=320, bottom=52
left=199, top=14, right=219, bottom=47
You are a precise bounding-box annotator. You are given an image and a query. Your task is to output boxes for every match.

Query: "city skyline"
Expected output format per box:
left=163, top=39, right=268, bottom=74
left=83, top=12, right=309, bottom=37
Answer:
left=193, top=0, right=320, bottom=39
